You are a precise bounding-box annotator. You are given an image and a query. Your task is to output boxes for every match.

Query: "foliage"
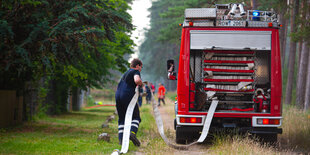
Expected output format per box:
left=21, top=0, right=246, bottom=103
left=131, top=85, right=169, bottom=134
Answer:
left=33, top=79, right=50, bottom=120
left=0, top=0, right=134, bottom=90
left=138, top=0, right=181, bottom=82
left=290, top=0, right=310, bottom=43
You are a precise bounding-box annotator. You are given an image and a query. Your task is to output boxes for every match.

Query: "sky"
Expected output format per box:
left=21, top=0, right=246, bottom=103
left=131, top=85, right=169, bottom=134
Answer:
left=127, top=0, right=152, bottom=61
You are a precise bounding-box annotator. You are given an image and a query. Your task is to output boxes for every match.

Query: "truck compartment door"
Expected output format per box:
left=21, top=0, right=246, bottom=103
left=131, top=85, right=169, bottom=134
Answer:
left=190, top=30, right=271, bottom=50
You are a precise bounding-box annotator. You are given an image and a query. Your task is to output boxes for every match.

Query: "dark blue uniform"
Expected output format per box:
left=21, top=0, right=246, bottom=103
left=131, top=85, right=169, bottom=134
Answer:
left=145, top=85, right=151, bottom=104
left=138, top=86, right=143, bottom=107
left=115, top=69, right=141, bottom=142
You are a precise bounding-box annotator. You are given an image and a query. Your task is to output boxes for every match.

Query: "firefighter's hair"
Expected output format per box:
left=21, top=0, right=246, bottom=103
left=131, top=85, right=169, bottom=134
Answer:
left=130, top=58, right=142, bottom=68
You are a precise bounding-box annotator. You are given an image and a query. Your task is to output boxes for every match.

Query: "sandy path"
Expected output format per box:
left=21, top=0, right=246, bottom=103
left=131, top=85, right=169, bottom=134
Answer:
left=156, top=97, right=209, bottom=154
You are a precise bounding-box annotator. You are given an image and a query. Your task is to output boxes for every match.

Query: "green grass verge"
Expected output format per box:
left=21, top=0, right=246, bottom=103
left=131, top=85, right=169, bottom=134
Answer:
left=0, top=106, right=119, bottom=154
left=0, top=102, right=159, bottom=154
left=1, top=94, right=309, bottom=154
left=166, top=91, right=177, bottom=101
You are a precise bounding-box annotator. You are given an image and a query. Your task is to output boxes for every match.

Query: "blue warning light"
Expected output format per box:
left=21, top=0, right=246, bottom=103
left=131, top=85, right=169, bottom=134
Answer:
left=252, top=10, right=260, bottom=21
left=253, top=11, right=259, bottom=16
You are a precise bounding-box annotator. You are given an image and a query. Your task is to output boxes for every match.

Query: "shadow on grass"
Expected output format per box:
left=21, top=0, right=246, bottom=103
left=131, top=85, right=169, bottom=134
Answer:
left=84, top=108, right=115, bottom=113
left=279, top=132, right=310, bottom=153
left=64, top=112, right=104, bottom=118
left=1, top=107, right=116, bottom=136
left=5, top=121, right=97, bottom=135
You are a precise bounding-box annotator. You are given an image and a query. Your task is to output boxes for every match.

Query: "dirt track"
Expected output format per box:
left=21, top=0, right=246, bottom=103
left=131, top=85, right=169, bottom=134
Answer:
left=155, top=98, right=210, bottom=154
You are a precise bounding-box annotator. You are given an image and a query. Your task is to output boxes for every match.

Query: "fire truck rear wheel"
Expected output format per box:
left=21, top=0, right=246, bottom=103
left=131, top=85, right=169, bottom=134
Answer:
left=176, top=127, right=186, bottom=144
left=176, top=137, right=186, bottom=144
left=176, top=126, right=199, bottom=144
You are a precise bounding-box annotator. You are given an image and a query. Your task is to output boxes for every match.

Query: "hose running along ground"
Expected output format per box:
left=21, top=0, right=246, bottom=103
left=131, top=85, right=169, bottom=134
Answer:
left=150, top=91, right=218, bottom=150
left=112, top=87, right=218, bottom=154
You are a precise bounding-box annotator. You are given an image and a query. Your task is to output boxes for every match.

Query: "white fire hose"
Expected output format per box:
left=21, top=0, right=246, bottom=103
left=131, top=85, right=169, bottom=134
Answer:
left=151, top=90, right=218, bottom=148
left=111, top=87, right=218, bottom=154
left=112, top=88, right=139, bottom=155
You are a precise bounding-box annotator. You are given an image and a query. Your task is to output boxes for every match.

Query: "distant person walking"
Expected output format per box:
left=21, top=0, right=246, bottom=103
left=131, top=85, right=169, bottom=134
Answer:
left=150, top=83, right=155, bottom=95
left=115, top=58, right=143, bottom=147
left=138, top=86, right=143, bottom=107
left=143, top=81, right=151, bottom=104
left=157, top=83, right=166, bottom=106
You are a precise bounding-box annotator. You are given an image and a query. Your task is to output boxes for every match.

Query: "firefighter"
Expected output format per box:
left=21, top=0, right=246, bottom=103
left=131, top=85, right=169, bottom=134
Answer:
left=115, top=58, right=143, bottom=146
left=143, top=81, right=151, bottom=104
left=157, top=83, right=166, bottom=106
left=168, top=62, right=176, bottom=80
left=150, top=82, right=155, bottom=95
left=138, top=85, right=143, bottom=107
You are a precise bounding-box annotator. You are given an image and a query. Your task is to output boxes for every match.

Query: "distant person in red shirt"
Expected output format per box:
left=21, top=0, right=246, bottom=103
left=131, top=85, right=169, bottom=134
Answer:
left=157, top=83, right=166, bottom=106
left=150, top=83, right=155, bottom=95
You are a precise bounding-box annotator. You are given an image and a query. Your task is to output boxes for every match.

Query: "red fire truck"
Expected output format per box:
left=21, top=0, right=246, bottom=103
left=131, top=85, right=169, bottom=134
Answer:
left=168, top=4, right=282, bottom=144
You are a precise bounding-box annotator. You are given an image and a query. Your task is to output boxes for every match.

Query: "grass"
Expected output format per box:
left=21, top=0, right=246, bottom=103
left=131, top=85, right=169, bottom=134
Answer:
left=166, top=91, right=177, bottom=101
left=279, top=104, right=310, bottom=152
left=0, top=106, right=121, bottom=154
left=85, top=88, right=116, bottom=107
left=209, top=135, right=277, bottom=155
left=0, top=88, right=158, bottom=154
left=139, top=91, right=310, bottom=154
left=1, top=90, right=310, bottom=154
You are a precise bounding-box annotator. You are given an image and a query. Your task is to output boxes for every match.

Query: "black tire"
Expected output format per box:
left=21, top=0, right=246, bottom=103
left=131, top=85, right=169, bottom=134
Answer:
left=176, top=126, right=186, bottom=144
left=176, top=137, right=186, bottom=144
left=174, top=119, right=176, bottom=130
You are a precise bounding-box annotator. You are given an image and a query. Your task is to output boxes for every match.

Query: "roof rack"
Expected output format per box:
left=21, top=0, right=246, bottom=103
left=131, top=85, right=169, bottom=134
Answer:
left=183, top=3, right=279, bottom=28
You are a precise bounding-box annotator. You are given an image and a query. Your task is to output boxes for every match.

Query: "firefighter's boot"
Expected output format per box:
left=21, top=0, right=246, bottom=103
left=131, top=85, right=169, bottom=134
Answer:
left=130, top=132, right=140, bottom=147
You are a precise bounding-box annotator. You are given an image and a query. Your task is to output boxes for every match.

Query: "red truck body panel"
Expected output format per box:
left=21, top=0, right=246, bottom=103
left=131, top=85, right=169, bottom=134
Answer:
left=177, top=27, right=282, bottom=118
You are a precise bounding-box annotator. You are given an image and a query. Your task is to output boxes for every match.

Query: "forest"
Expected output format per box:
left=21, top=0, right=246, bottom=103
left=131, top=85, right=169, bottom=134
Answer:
left=0, top=0, right=135, bottom=122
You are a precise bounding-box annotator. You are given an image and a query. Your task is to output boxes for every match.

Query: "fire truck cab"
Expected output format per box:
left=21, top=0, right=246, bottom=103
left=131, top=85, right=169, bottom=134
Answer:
left=169, top=4, right=283, bottom=144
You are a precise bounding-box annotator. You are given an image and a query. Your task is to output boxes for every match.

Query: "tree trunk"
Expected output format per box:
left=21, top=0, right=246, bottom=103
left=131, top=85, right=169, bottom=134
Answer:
left=279, top=1, right=288, bottom=69
left=251, top=0, right=257, bottom=9
left=296, top=42, right=309, bottom=109
left=46, top=80, right=56, bottom=115
left=304, top=44, right=310, bottom=111
left=46, top=79, right=70, bottom=114
left=297, top=42, right=303, bottom=79
left=303, top=0, right=310, bottom=111
left=296, top=0, right=307, bottom=84
left=285, top=0, right=299, bottom=105
left=295, top=0, right=308, bottom=109
left=72, top=87, right=84, bottom=111
left=23, top=81, right=38, bottom=121
left=282, top=20, right=288, bottom=69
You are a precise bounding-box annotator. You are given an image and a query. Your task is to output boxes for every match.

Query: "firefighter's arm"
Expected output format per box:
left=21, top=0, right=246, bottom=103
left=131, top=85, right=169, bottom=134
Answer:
left=134, top=75, right=143, bottom=86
